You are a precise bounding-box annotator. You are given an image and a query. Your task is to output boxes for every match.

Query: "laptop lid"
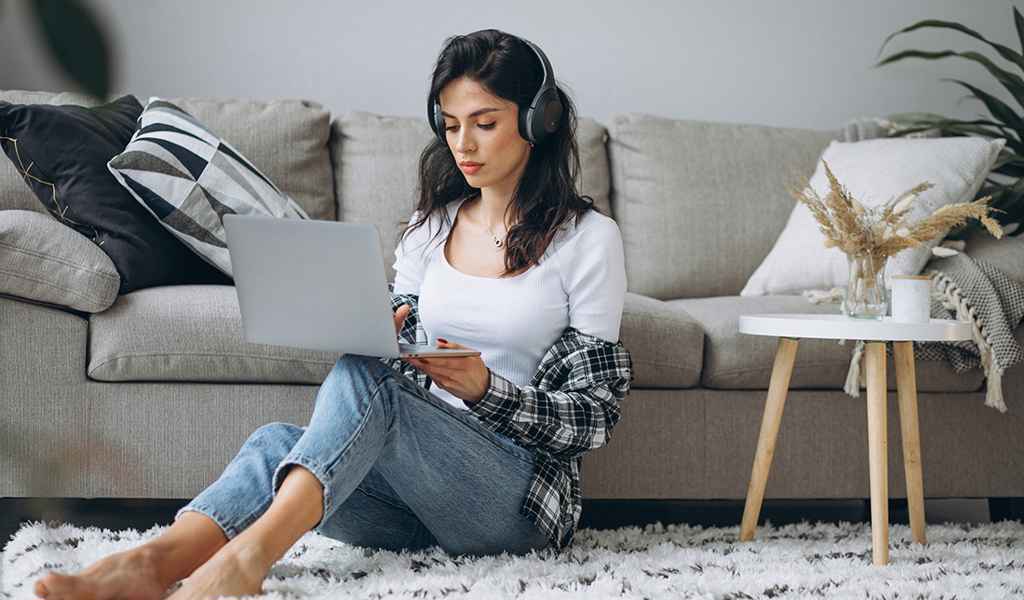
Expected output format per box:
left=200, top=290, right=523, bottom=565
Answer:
left=223, top=214, right=402, bottom=358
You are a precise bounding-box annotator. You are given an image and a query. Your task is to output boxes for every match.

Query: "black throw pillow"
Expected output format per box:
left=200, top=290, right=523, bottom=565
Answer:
left=0, top=94, right=231, bottom=293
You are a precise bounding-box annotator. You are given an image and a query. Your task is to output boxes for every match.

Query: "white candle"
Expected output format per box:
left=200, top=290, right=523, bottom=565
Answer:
left=890, top=275, right=932, bottom=323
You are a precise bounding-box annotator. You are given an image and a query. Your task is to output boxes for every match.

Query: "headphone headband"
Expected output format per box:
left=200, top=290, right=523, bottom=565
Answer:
left=428, top=34, right=564, bottom=145
left=521, top=39, right=554, bottom=99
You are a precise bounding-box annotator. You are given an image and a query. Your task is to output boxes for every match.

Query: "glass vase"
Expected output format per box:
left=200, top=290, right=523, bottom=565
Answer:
left=842, top=253, right=887, bottom=319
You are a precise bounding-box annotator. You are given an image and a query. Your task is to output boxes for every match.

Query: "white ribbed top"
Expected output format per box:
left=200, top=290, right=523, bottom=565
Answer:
left=391, top=197, right=626, bottom=410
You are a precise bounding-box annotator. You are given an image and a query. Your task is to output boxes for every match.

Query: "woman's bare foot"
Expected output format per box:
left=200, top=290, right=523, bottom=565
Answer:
left=33, top=546, right=171, bottom=600
left=165, top=544, right=268, bottom=600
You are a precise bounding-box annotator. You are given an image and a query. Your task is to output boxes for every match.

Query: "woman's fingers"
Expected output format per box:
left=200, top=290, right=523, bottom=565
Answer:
left=409, top=360, right=452, bottom=387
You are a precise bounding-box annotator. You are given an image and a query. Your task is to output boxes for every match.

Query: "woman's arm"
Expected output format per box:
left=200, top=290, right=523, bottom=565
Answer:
left=467, top=329, right=632, bottom=461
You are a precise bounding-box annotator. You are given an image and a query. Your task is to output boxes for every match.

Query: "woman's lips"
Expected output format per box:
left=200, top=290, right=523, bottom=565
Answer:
left=459, top=162, right=483, bottom=175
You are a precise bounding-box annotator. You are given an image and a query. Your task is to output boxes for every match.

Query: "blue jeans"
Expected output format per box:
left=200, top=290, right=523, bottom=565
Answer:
left=175, top=354, right=550, bottom=556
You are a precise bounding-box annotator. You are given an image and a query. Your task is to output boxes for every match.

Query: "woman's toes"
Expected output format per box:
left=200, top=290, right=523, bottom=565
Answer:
left=35, top=572, right=86, bottom=599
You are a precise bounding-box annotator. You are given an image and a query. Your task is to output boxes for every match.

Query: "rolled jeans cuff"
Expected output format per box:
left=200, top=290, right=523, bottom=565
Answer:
left=174, top=503, right=251, bottom=540
left=271, top=453, right=333, bottom=529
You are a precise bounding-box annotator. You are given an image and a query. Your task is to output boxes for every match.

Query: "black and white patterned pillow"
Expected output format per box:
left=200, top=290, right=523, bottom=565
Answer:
left=107, top=98, right=308, bottom=276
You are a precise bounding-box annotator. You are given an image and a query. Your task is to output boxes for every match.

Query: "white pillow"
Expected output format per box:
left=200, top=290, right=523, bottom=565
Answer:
left=741, top=136, right=1005, bottom=296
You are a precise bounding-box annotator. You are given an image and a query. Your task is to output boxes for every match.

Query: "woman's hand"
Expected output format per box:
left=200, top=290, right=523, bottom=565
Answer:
left=402, top=339, right=490, bottom=405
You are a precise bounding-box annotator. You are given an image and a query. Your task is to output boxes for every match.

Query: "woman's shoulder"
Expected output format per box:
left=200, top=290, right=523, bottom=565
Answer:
left=548, top=207, right=622, bottom=256
left=396, top=200, right=465, bottom=258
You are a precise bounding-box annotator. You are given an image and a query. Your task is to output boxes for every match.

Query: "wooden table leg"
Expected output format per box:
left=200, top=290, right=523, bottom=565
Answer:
left=865, top=341, right=889, bottom=565
left=740, top=337, right=798, bottom=542
left=894, top=340, right=927, bottom=545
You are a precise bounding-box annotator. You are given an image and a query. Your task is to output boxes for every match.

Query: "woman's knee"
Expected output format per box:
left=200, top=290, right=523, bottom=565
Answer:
left=324, top=354, right=399, bottom=411
left=244, top=422, right=303, bottom=456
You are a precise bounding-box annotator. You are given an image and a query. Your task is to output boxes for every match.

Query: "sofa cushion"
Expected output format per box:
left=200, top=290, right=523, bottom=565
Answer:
left=620, top=292, right=702, bottom=388
left=741, top=136, right=1005, bottom=296
left=0, top=210, right=120, bottom=313
left=168, top=97, right=334, bottom=221
left=108, top=98, right=311, bottom=277
left=88, top=285, right=337, bottom=383
left=608, top=113, right=835, bottom=300
left=669, top=295, right=985, bottom=392
left=0, top=94, right=230, bottom=293
left=332, top=112, right=612, bottom=284
left=88, top=284, right=696, bottom=387
left=0, top=90, right=99, bottom=213
left=1, top=92, right=333, bottom=220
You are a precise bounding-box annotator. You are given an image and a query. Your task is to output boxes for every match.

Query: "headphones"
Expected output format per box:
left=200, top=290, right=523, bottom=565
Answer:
left=428, top=35, right=564, bottom=146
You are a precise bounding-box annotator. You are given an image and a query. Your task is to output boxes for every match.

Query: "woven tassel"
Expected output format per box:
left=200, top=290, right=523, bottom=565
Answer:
left=934, top=269, right=1008, bottom=412
left=977, top=336, right=1008, bottom=413
left=985, top=365, right=1007, bottom=413
left=845, top=340, right=865, bottom=397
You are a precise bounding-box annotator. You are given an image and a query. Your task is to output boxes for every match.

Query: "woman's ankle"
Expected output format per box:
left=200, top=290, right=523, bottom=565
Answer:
left=144, top=513, right=229, bottom=584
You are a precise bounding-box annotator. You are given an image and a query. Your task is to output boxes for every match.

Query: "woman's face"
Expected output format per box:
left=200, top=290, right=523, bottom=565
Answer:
left=438, top=76, right=531, bottom=194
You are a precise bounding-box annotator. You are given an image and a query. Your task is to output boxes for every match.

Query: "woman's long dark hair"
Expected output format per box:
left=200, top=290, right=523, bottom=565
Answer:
left=403, top=28, right=597, bottom=277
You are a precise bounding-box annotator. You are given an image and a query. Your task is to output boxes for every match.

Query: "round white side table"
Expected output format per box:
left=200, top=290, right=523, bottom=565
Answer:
left=736, top=313, right=973, bottom=566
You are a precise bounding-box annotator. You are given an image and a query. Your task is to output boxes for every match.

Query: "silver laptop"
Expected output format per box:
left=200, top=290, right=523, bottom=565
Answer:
left=223, top=214, right=478, bottom=359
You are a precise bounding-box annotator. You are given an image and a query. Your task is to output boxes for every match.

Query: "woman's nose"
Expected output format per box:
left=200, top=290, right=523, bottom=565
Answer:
left=453, top=129, right=476, bottom=153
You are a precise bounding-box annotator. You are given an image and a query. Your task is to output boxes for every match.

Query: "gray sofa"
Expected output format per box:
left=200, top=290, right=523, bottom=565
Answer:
left=3, top=89, right=1023, bottom=512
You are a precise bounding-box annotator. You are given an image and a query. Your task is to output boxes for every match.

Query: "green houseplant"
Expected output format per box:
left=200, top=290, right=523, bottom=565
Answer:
left=877, top=7, right=1024, bottom=238
left=2, top=0, right=112, bottom=99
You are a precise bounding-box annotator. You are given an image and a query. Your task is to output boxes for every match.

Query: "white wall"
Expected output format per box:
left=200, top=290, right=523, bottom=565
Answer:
left=1, top=0, right=1019, bottom=130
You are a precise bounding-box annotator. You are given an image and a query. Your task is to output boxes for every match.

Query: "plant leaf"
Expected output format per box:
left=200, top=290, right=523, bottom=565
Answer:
left=894, top=121, right=1007, bottom=138
left=878, top=18, right=1024, bottom=74
left=944, top=78, right=1024, bottom=133
left=1015, top=7, right=1024, bottom=55
left=877, top=49, right=1024, bottom=112
left=991, top=151, right=1024, bottom=174
left=28, top=0, right=111, bottom=99
left=886, top=111, right=951, bottom=124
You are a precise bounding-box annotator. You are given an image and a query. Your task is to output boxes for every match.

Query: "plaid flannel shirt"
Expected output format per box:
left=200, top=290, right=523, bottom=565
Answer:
left=380, top=291, right=634, bottom=550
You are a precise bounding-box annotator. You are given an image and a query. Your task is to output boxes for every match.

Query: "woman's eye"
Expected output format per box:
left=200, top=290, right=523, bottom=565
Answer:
left=477, top=122, right=496, bottom=130
left=445, top=125, right=458, bottom=132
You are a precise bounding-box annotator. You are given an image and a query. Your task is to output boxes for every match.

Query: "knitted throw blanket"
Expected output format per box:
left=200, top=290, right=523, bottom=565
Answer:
left=833, top=253, right=1024, bottom=412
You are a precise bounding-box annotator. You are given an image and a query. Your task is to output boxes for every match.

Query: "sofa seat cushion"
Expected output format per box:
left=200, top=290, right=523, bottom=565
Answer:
left=669, top=295, right=985, bottom=393
left=621, top=292, right=703, bottom=388
left=89, top=285, right=337, bottom=383
left=89, top=285, right=701, bottom=387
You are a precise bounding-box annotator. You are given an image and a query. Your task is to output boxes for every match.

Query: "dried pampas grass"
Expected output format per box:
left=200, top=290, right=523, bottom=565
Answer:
left=795, top=161, right=1004, bottom=265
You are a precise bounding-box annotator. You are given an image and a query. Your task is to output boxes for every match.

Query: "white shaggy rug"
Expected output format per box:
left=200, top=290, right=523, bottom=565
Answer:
left=3, top=520, right=1024, bottom=599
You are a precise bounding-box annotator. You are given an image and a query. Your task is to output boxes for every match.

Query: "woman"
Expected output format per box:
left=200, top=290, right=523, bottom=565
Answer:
left=33, top=28, right=632, bottom=600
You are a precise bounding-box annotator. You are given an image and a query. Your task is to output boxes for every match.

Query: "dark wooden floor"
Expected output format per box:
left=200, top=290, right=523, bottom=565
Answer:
left=3, top=497, right=1017, bottom=550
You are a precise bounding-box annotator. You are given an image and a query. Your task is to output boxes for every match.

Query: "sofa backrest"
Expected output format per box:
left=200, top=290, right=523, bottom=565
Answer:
left=330, top=111, right=612, bottom=284
left=0, top=91, right=335, bottom=221
left=169, top=98, right=334, bottom=221
left=609, top=113, right=836, bottom=300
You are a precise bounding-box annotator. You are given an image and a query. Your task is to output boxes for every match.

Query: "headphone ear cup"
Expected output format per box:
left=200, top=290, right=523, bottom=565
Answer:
left=528, top=88, right=564, bottom=144
left=517, top=102, right=533, bottom=143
